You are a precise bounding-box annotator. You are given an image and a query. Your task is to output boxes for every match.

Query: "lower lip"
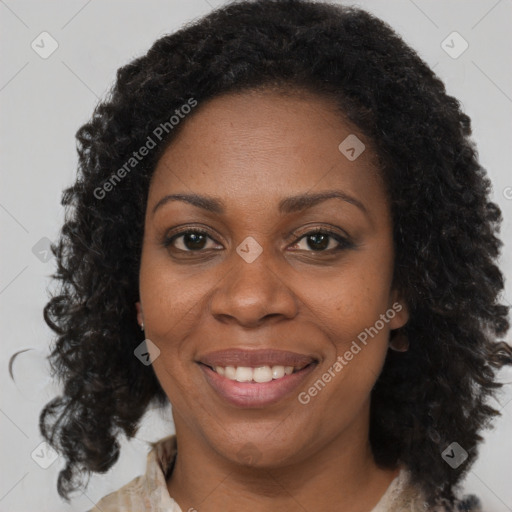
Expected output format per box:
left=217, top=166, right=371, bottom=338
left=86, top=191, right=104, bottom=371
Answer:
left=198, top=362, right=317, bottom=408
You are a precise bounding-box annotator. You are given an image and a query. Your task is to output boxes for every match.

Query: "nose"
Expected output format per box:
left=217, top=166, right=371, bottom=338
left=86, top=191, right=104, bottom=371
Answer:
left=209, top=247, right=298, bottom=327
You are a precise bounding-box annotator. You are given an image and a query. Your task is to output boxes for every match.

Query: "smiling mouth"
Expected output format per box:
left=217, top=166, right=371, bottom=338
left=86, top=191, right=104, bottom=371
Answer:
left=200, top=362, right=312, bottom=383
left=197, top=361, right=318, bottom=408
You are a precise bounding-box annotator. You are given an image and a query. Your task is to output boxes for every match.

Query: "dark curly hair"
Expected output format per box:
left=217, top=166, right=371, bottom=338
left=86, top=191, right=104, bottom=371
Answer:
left=38, top=0, right=512, bottom=508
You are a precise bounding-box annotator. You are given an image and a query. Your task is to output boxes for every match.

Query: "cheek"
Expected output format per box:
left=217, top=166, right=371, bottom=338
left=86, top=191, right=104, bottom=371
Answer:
left=303, top=256, right=394, bottom=341
left=297, top=314, right=390, bottom=435
left=296, top=254, right=394, bottom=403
left=139, top=256, right=213, bottom=337
left=138, top=255, right=222, bottom=403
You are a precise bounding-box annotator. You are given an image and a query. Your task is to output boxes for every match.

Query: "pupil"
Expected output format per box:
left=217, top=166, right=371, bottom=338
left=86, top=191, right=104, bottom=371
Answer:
left=308, top=233, right=328, bottom=251
left=185, top=233, right=206, bottom=250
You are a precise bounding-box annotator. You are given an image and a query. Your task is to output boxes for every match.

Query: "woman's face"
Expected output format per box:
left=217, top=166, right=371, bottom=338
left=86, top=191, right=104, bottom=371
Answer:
left=137, top=89, right=408, bottom=466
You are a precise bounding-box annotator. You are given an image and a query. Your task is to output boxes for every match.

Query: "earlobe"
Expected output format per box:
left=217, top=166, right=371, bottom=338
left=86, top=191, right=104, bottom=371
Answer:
left=389, top=328, right=409, bottom=352
left=388, top=290, right=410, bottom=352
left=388, top=290, right=409, bottom=330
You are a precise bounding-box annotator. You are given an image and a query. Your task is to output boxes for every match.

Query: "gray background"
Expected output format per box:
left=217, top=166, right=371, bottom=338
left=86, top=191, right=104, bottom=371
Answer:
left=1, top=0, right=511, bottom=511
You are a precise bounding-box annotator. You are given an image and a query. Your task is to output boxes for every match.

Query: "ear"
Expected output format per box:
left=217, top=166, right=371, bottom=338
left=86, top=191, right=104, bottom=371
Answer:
left=388, top=289, right=409, bottom=330
left=135, top=301, right=144, bottom=327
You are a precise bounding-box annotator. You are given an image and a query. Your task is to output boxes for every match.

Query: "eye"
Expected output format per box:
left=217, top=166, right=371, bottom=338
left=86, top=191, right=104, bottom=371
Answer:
left=290, top=229, right=353, bottom=253
left=163, top=229, right=222, bottom=252
left=162, top=226, right=353, bottom=255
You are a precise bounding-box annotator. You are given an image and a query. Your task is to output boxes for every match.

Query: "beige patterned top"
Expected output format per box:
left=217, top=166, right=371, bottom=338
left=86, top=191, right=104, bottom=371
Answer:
left=87, top=435, right=481, bottom=512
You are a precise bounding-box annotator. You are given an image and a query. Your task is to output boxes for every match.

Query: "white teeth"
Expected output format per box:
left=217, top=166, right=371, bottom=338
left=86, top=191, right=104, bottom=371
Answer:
left=253, top=366, right=273, bottom=383
left=212, top=364, right=307, bottom=382
left=235, top=367, right=253, bottom=382
left=224, top=366, right=236, bottom=379
left=272, top=366, right=285, bottom=379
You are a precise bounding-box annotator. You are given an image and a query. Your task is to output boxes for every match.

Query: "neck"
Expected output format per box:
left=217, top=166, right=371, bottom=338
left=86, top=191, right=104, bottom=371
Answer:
left=166, top=407, right=399, bottom=512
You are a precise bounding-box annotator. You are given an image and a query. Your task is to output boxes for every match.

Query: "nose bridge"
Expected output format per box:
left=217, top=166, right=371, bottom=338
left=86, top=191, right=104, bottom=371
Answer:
left=210, top=238, right=297, bottom=325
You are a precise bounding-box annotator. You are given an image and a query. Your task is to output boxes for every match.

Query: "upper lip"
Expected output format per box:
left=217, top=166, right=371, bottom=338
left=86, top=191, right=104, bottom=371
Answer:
left=197, top=349, right=317, bottom=368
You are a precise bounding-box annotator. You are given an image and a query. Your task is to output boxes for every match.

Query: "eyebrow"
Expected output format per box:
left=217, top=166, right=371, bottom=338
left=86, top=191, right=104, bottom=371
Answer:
left=152, top=190, right=368, bottom=216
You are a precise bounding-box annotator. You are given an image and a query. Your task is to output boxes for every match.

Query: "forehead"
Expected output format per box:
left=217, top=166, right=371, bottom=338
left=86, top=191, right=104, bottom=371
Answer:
left=148, top=89, right=385, bottom=214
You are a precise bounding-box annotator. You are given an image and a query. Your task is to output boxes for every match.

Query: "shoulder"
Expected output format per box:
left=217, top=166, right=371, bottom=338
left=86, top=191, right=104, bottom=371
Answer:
left=87, top=474, right=149, bottom=512
left=87, top=435, right=180, bottom=512
left=372, top=467, right=484, bottom=512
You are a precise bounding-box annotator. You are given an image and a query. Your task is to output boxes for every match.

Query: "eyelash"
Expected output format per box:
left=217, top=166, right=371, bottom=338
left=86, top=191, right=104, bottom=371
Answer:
left=162, top=226, right=354, bottom=255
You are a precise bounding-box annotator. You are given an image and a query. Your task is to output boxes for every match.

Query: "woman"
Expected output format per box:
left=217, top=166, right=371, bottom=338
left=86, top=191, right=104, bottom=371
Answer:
left=39, top=0, right=512, bottom=510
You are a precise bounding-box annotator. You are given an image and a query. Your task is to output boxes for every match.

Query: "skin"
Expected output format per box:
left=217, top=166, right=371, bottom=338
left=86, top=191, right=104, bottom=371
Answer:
left=136, top=88, right=409, bottom=512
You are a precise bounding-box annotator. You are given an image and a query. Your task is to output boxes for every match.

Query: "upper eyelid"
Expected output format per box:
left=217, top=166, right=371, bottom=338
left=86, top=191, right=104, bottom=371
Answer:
left=165, top=225, right=349, bottom=239
left=165, top=222, right=349, bottom=238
